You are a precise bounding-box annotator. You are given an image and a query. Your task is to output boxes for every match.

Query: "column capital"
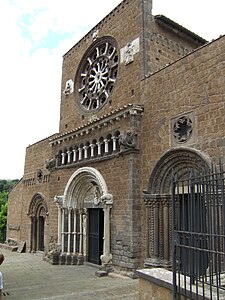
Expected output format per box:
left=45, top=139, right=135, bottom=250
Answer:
left=100, top=193, right=113, bottom=205
left=54, top=195, right=64, bottom=208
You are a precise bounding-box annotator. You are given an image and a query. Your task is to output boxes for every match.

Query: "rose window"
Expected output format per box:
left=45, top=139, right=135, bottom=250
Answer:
left=76, top=37, right=118, bottom=112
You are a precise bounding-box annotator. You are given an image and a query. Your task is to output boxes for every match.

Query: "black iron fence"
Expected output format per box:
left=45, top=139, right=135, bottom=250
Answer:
left=172, top=166, right=225, bottom=299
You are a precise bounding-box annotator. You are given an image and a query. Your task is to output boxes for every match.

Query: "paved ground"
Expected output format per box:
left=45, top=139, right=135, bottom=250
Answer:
left=0, top=249, right=138, bottom=300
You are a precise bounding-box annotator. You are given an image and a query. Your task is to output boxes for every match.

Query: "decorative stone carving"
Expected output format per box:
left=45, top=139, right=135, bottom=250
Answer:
left=124, top=42, right=134, bottom=65
left=120, top=37, right=140, bottom=65
left=88, top=114, right=98, bottom=123
left=173, top=116, right=193, bottom=143
left=45, top=158, right=56, bottom=170
left=83, top=185, right=101, bottom=205
left=54, top=195, right=64, bottom=207
left=119, top=131, right=137, bottom=149
left=92, top=30, right=99, bottom=41
left=100, top=193, right=113, bottom=205
left=76, top=37, right=118, bottom=112
left=100, top=253, right=112, bottom=266
left=37, top=169, right=43, bottom=183
left=63, top=79, right=74, bottom=95
left=8, top=224, right=20, bottom=231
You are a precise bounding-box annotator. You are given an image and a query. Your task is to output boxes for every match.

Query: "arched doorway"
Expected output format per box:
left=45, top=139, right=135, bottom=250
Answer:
left=143, top=147, right=211, bottom=267
left=28, top=193, right=48, bottom=252
left=54, top=167, right=113, bottom=266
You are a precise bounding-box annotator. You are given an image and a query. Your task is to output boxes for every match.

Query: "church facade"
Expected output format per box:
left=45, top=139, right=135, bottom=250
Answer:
left=7, top=0, right=225, bottom=273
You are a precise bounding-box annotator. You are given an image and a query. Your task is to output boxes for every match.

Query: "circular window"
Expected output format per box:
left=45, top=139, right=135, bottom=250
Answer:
left=173, top=116, right=193, bottom=143
left=75, top=37, right=119, bottom=113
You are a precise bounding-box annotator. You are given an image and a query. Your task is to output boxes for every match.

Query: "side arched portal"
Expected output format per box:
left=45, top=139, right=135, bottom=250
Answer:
left=28, top=193, right=48, bottom=252
left=54, top=167, right=113, bottom=266
left=144, top=148, right=211, bottom=267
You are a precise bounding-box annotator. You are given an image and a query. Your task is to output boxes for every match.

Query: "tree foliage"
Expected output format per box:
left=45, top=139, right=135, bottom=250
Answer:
left=0, top=179, right=19, bottom=193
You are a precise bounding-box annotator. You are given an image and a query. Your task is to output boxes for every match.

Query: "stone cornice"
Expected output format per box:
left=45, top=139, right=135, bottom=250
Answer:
left=49, top=104, right=144, bottom=146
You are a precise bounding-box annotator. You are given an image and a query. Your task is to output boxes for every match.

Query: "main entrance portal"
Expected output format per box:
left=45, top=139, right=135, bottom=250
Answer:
left=54, top=167, right=113, bottom=266
left=88, top=208, right=104, bottom=264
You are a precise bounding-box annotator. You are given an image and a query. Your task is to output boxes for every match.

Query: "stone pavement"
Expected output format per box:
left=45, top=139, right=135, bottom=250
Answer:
left=0, top=249, right=138, bottom=300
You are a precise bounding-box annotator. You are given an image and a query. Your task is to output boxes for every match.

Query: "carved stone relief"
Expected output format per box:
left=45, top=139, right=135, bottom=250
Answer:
left=63, top=79, right=74, bottom=95
left=119, top=131, right=137, bottom=149
left=171, top=112, right=195, bottom=146
left=120, top=37, right=140, bottom=65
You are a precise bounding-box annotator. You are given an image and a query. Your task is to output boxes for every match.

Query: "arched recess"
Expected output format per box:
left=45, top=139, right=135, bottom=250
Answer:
left=54, top=167, right=113, bottom=266
left=28, top=193, right=49, bottom=253
left=144, top=147, right=211, bottom=268
left=147, top=147, right=211, bottom=195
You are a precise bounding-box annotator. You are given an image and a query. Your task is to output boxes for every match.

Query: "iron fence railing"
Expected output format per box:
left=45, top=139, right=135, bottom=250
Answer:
left=172, top=167, right=225, bottom=299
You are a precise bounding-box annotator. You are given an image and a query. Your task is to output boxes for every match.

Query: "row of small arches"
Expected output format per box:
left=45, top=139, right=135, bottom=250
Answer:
left=58, top=130, right=121, bottom=166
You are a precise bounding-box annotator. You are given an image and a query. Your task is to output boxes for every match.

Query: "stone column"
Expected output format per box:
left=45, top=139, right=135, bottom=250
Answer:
left=67, top=150, right=72, bottom=164
left=104, top=139, right=109, bottom=154
left=143, top=193, right=172, bottom=268
left=90, top=144, right=95, bottom=157
left=83, top=146, right=89, bottom=159
left=61, top=208, right=65, bottom=252
left=82, top=209, right=87, bottom=259
left=57, top=207, right=62, bottom=244
left=96, top=142, right=102, bottom=156
left=73, top=209, right=77, bottom=253
left=103, top=206, right=111, bottom=257
left=112, top=136, right=117, bottom=152
left=163, top=199, right=169, bottom=261
left=61, top=152, right=66, bottom=165
left=67, top=208, right=71, bottom=253
left=143, top=194, right=161, bottom=267
left=54, top=195, right=64, bottom=246
left=78, top=147, right=82, bottom=160
left=72, top=149, right=77, bottom=162
left=100, top=194, right=113, bottom=267
left=79, top=210, right=83, bottom=254
left=153, top=200, right=159, bottom=258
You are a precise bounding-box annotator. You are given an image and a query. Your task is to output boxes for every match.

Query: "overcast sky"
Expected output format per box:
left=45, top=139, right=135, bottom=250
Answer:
left=0, top=0, right=224, bottom=179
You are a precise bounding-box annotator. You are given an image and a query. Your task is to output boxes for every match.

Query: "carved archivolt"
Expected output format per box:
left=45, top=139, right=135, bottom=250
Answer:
left=147, top=147, right=211, bottom=194
left=28, top=193, right=48, bottom=217
left=60, top=167, right=112, bottom=208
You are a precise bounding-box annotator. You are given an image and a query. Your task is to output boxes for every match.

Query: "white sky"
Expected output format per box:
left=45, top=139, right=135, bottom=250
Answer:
left=0, top=0, right=224, bottom=179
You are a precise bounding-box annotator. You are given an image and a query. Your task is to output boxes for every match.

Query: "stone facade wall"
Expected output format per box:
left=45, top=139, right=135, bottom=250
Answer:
left=140, top=35, right=225, bottom=191
left=59, top=0, right=200, bottom=134
left=7, top=181, right=23, bottom=242
left=139, top=35, right=225, bottom=264
left=7, top=137, right=54, bottom=251
left=6, top=0, right=223, bottom=272
left=60, top=0, right=142, bottom=133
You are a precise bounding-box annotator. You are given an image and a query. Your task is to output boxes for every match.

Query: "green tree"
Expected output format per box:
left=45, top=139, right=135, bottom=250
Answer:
left=0, top=179, right=19, bottom=193
left=0, top=191, right=8, bottom=242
